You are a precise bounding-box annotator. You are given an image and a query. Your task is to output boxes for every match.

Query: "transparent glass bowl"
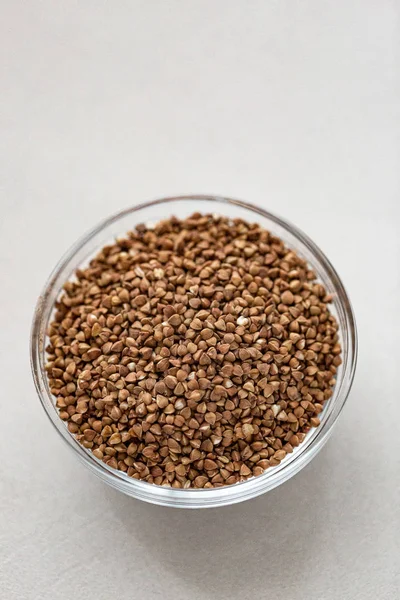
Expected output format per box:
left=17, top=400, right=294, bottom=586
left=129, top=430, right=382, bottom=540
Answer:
left=31, top=195, right=357, bottom=508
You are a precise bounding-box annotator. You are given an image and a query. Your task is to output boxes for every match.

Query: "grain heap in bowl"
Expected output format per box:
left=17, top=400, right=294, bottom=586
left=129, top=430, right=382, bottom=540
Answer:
left=46, top=213, right=341, bottom=489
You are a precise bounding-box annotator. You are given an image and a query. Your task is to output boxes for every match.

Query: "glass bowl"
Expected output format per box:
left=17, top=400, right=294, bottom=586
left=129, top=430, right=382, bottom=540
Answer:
left=31, top=195, right=357, bottom=508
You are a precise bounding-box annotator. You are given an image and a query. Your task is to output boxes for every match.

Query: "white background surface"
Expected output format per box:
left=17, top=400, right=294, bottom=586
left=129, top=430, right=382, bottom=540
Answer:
left=1, top=1, right=399, bottom=599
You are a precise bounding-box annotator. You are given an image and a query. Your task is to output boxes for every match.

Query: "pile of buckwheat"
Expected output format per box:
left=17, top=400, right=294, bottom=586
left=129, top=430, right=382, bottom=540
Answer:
left=46, top=213, right=341, bottom=488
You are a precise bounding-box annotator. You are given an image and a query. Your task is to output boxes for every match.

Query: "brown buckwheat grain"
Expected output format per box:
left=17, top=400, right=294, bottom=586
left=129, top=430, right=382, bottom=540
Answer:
left=46, top=213, right=341, bottom=488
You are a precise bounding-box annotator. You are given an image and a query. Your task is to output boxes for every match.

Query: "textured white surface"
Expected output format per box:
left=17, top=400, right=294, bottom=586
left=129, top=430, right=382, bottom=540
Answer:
left=1, top=1, right=399, bottom=599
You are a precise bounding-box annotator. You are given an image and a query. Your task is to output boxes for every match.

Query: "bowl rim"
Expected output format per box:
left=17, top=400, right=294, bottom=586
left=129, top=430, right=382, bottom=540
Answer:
left=30, top=195, right=358, bottom=508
